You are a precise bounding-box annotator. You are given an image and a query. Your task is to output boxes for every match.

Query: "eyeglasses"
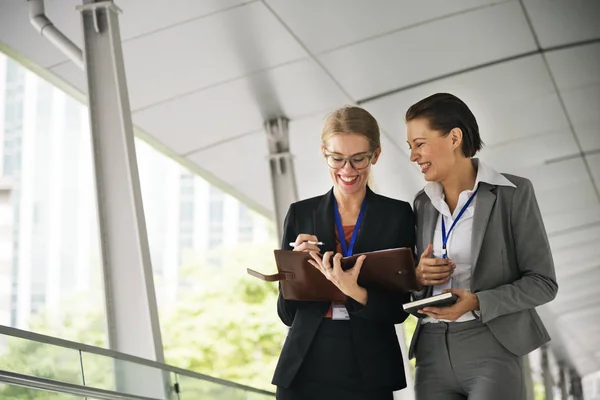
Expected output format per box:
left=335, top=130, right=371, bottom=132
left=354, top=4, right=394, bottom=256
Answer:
left=323, top=150, right=375, bottom=170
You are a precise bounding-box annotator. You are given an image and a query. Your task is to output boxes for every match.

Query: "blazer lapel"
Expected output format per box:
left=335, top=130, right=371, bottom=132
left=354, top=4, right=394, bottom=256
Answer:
left=471, top=182, right=497, bottom=276
left=313, top=188, right=336, bottom=254
left=421, top=199, right=438, bottom=298
left=422, top=200, right=438, bottom=254
left=351, top=186, right=381, bottom=255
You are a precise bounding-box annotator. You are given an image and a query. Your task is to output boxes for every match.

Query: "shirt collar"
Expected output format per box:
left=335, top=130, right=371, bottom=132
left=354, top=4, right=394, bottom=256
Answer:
left=473, top=158, right=516, bottom=189
left=424, top=158, right=515, bottom=206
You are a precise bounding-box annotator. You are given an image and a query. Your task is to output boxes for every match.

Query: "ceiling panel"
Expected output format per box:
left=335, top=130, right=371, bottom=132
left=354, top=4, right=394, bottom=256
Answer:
left=319, top=1, right=536, bottom=100
left=522, top=0, right=600, bottom=48
left=543, top=204, right=600, bottom=235
left=549, top=225, right=600, bottom=254
left=134, top=59, right=348, bottom=154
left=546, top=43, right=600, bottom=91
left=365, top=55, right=559, bottom=150
left=558, top=85, right=600, bottom=151
left=117, top=0, right=252, bottom=41
left=500, top=158, right=598, bottom=235
left=535, top=181, right=598, bottom=217
left=546, top=43, right=600, bottom=151
left=479, top=131, right=579, bottom=174
left=551, top=269, right=600, bottom=311
left=186, top=130, right=274, bottom=212
left=510, top=158, right=589, bottom=194
left=588, top=153, right=600, bottom=184
left=551, top=245, right=600, bottom=282
left=264, top=0, right=506, bottom=54
left=476, top=92, right=569, bottom=148
left=569, top=125, right=600, bottom=153
left=122, top=1, right=307, bottom=110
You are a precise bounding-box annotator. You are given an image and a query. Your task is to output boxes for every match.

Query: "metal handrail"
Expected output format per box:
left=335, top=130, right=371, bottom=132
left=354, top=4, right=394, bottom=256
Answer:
left=0, top=370, right=160, bottom=400
left=0, top=325, right=276, bottom=397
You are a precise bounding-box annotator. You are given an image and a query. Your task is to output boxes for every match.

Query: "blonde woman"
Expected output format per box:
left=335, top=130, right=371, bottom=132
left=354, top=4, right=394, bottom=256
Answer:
left=272, top=106, right=415, bottom=400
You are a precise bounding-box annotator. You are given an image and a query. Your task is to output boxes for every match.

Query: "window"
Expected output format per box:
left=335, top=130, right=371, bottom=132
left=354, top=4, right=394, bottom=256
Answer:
left=1, top=51, right=285, bottom=394
left=0, top=54, right=107, bottom=359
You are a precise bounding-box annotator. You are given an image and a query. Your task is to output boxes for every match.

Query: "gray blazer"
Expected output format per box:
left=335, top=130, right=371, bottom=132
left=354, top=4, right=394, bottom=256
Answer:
left=409, top=160, right=559, bottom=359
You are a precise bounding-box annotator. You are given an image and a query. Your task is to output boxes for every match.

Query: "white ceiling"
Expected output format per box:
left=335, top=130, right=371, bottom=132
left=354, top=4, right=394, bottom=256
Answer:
left=1, top=0, right=599, bottom=377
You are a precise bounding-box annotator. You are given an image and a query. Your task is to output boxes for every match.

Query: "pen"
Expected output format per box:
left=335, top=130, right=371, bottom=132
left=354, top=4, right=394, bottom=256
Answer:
left=289, top=241, right=324, bottom=247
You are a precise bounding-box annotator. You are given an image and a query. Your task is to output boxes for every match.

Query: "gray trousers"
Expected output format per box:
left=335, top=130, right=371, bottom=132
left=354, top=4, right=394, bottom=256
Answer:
left=414, top=319, right=524, bottom=400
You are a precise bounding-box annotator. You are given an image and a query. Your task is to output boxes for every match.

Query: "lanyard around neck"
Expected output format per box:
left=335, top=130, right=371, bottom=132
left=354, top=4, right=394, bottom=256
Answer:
left=441, top=187, right=478, bottom=259
left=333, top=196, right=367, bottom=257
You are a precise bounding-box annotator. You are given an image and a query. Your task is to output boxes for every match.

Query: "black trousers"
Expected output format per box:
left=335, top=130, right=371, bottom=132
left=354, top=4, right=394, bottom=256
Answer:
left=276, top=318, right=393, bottom=400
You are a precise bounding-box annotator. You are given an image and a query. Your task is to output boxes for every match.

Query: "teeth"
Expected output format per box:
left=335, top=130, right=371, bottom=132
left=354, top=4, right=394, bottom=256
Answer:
left=340, top=176, right=358, bottom=183
left=420, top=162, right=431, bottom=172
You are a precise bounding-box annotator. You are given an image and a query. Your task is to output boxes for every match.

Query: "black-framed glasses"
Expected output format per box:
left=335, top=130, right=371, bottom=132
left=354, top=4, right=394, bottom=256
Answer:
left=323, top=150, right=375, bottom=170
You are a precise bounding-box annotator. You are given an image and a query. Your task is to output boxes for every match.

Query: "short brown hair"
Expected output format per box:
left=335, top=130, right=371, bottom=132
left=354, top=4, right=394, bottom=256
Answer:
left=405, top=93, right=483, bottom=157
left=322, top=106, right=381, bottom=152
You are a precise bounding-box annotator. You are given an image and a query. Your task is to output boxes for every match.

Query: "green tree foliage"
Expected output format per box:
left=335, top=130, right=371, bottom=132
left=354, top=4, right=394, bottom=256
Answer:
left=0, top=293, right=111, bottom=399
left=403, top=314, right=418, bottom=377
left=0, top=243, right=285, bottom=397
left=161, top=243, right=285, bottom=392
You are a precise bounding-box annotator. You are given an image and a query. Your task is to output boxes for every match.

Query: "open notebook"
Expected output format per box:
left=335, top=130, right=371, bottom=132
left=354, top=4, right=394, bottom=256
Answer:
left=247, top=247, right=419, bottom=302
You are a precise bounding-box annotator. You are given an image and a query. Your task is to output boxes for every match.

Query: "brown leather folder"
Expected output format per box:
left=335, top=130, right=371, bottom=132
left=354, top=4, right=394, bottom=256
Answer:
left=247, top=247, right=419, bottom=302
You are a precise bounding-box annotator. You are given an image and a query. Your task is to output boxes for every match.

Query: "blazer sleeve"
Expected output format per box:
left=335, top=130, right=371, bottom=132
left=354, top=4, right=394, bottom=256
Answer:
left=345, top=202, right=415, bottom=324
left=476, top=179, right=559, bottom=324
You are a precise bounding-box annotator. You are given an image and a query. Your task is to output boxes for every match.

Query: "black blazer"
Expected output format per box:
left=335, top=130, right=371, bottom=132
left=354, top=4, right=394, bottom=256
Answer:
left=271, top=187, right=416, bottom=390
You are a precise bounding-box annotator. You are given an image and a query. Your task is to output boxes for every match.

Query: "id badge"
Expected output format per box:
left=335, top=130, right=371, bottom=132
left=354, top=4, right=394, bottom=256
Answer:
left=332, top=304, right=350, bottom=320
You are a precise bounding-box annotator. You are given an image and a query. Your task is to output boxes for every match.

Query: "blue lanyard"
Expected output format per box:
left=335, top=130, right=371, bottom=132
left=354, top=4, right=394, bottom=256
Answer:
left=441, top=188, right=478, bottom=259
left=333, top=196, right=367, bottom=257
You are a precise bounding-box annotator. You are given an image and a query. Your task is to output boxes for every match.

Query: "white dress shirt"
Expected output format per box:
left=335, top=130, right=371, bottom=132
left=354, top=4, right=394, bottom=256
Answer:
left=422, top=160, right=516, bottom=324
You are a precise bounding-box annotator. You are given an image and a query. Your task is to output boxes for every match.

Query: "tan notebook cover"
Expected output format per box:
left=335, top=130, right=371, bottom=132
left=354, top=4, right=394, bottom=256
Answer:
left=247, top=247, right=418, bottom=302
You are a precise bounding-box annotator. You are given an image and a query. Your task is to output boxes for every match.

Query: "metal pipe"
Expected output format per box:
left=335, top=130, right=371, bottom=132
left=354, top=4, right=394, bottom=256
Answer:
left=27, top=0, right=84, bottom=69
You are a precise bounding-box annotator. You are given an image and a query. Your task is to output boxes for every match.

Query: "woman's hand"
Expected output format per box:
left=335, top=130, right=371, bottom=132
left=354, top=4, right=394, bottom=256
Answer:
left=291, top=234, right=321, bottom=253
left=416, top=244, right=455, bottom=288
left=418, top=289, right=480, bottom=321
left=308, top=251, right=368, bottom=305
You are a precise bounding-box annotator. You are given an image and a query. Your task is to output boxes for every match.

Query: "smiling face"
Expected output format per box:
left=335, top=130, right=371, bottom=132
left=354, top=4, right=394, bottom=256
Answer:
left=322, top=133, right=380, bottom=196
left=406, top=117, right=463, bottom=183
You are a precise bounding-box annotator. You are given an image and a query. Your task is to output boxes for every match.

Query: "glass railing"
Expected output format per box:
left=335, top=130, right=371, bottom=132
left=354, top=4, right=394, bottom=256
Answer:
left=0, top=382, right=88, bottom=400
left=0, top=325, right=275, bottom=400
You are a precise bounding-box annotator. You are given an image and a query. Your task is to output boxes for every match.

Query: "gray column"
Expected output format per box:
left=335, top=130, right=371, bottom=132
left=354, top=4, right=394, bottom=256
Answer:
left=569, top=368, right=583, bottom=400
left=541, top=345, right=554, bottom=400
left=265, top=117, right=299, bottom=240
left=78, top=1, right=168, bottom=397
left=558, top=364, right=568, bottom=400
left=522, top=354, right=535, bottom=400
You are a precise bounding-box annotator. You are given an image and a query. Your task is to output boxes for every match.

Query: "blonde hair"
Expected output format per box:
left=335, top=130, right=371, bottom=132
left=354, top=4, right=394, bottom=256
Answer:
left=321, top=106, right=381, bottom=152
